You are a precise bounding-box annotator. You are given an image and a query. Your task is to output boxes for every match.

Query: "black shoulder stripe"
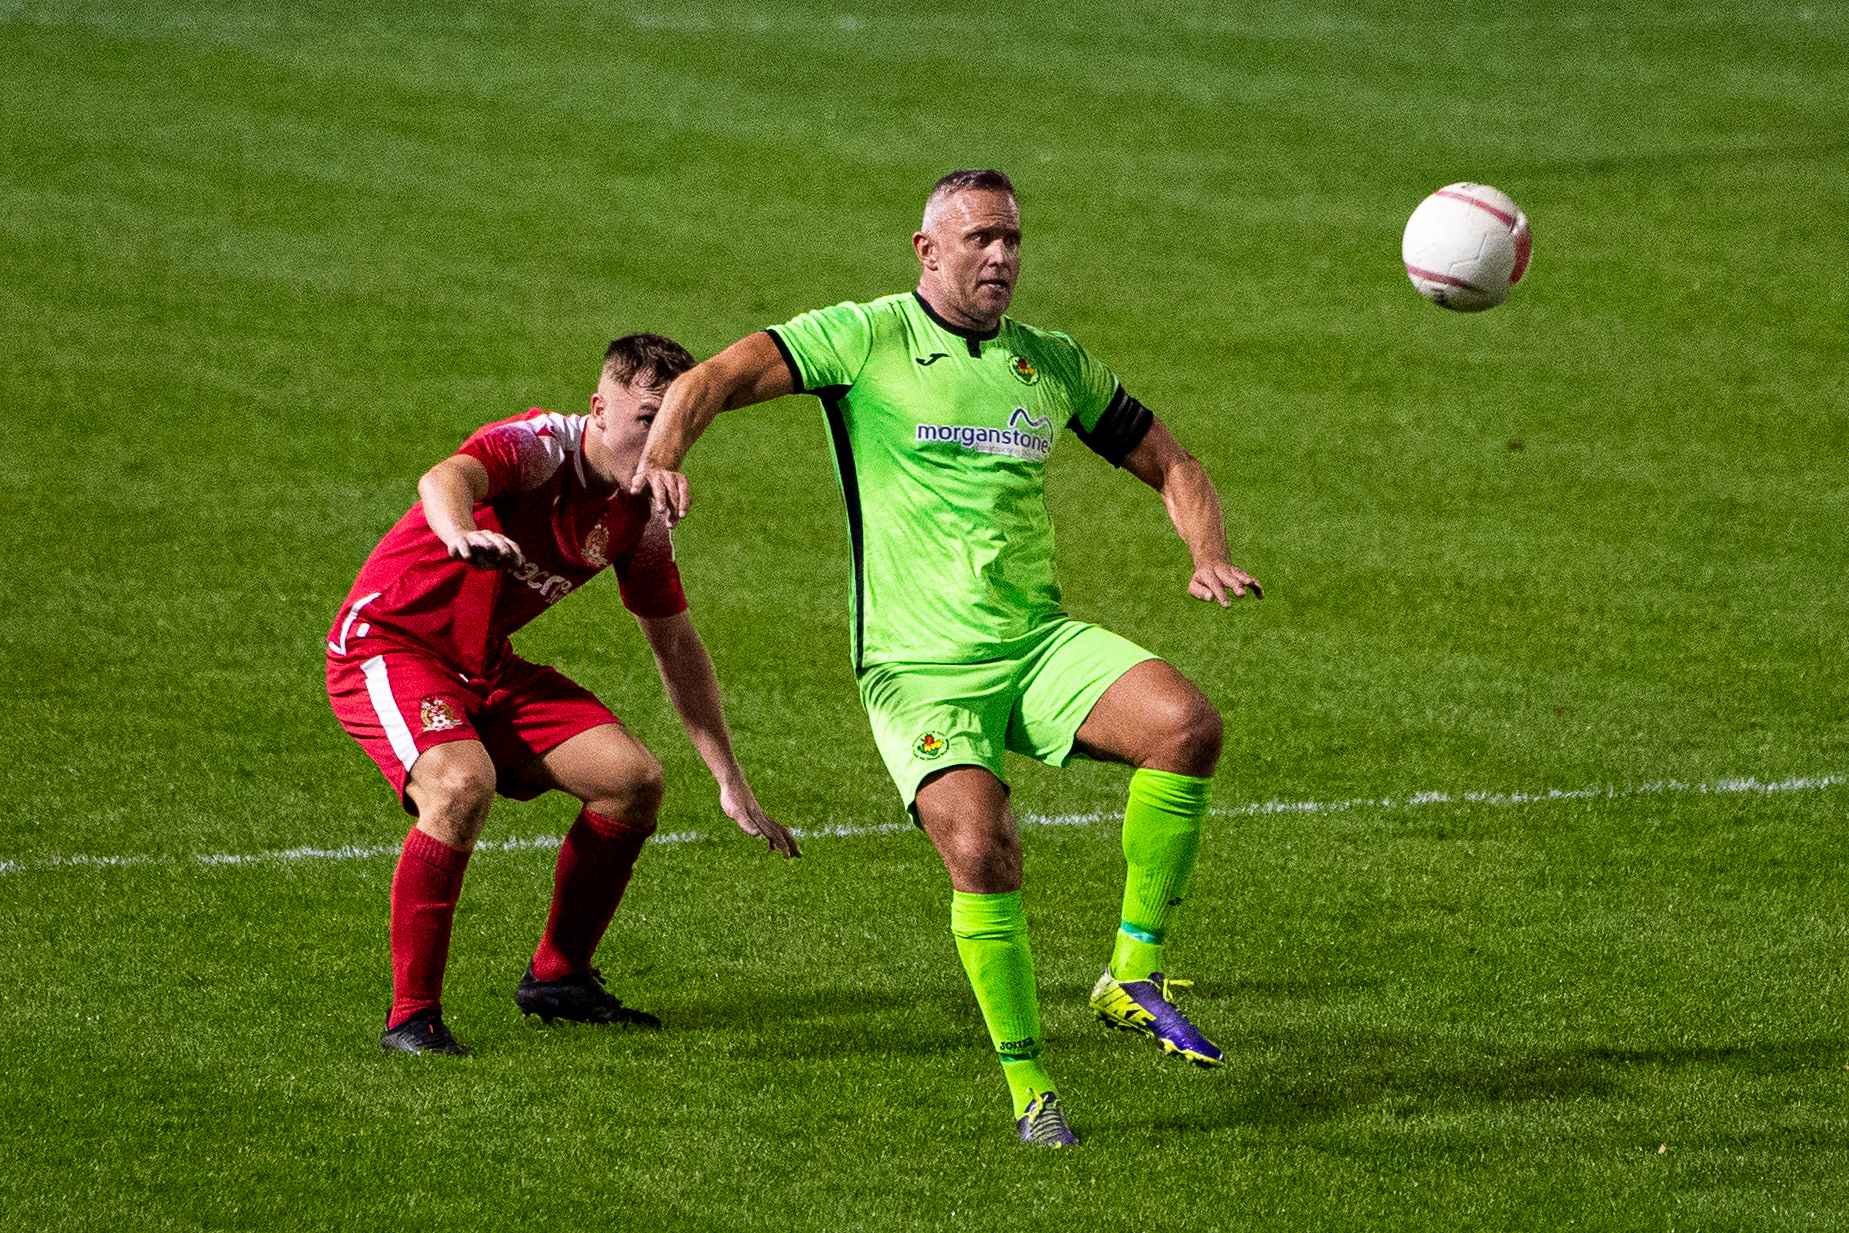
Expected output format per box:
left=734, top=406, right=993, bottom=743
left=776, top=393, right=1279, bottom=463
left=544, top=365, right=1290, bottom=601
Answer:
left=1068, top=386, right=1153, bottom=467
left=763, top=327, right=806, bottom=395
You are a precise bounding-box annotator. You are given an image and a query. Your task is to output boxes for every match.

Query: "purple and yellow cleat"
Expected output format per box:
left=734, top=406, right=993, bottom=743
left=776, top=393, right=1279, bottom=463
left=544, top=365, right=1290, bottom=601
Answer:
left=1089, top=970, right=1223, bottom=1067
left=1016, top=1091, right=1078, bottom=1147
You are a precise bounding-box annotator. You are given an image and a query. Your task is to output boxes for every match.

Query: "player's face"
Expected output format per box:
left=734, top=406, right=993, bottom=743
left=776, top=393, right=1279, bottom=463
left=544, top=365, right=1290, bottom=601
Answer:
left=919, top=189, right=1021, bottom=330
left=587, top=375, right=667, bottom=484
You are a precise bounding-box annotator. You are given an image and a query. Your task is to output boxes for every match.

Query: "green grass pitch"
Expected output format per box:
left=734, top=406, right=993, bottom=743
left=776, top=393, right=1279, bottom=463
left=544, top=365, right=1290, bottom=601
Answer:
left=3, top=1, right=1846, bottom=1228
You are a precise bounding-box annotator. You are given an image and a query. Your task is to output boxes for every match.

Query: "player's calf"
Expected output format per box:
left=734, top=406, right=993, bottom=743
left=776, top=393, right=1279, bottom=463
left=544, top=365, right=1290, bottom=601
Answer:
left=530, top=806, right=655, bottom=982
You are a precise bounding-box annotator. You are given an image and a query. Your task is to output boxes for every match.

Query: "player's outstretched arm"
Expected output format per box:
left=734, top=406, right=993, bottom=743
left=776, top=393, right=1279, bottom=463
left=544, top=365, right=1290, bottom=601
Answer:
left=418, top=454, right=527, bottom=570
left=1118, top=415, right=1263, bottom=607
left=636, top=610, right=801, bottom=859
left=628, top=331, right=795, bottom=527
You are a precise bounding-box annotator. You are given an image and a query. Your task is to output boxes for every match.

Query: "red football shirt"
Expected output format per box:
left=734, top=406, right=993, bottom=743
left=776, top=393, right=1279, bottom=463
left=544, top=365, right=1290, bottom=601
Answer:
left=328, top=410, right=687, bottom=677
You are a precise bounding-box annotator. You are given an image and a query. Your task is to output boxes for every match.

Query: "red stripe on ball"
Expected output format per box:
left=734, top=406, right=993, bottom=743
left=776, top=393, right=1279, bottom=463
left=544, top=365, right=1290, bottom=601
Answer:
left=1405, top=263, right=1488, bottom=292
left=1435, top=188, right=1518, bottom=229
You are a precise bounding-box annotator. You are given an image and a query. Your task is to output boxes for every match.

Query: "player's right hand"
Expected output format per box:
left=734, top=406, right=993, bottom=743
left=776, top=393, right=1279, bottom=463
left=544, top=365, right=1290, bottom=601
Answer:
left=720, top=781, right=801, bottom=859
left=629, top=466, right=691, bottom=528
left=448, top=530, right=526, bottom=571
left=1188, top=561, right=1263, bottom=606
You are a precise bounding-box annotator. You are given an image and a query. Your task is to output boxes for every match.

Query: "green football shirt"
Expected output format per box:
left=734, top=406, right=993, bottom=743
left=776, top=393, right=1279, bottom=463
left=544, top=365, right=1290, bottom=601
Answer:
left=767, top=292, right=1154, bottom=670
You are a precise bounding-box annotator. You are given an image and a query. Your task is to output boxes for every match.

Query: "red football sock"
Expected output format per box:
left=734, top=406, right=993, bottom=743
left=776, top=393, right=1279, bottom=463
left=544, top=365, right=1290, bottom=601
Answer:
left=531, top=807, right=654, bottom=981
left=387, top=827, right=472, bottom=1029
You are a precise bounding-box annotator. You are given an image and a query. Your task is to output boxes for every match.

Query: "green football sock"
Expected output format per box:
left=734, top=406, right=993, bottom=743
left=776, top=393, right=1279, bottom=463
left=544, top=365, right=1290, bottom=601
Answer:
left=1109, top=768, right=1212, bottom=982
left=950, top=890, right=1054, bottom=1118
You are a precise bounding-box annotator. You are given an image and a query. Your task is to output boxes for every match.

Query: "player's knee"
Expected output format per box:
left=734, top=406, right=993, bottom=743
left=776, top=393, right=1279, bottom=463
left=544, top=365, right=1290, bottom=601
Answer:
left=631, top=754, right=667, bottom=819
left=947, top=818, right=1021, bottom=889
left=1185, top=697, right=1224, bottom=769
left=964, top=815, right=1019, bottom=861
left=415, top=755, right=497, bottom=821
left=1150, top=691, right=1222, bottom=775
left=592, top=751, right=665, bottom=828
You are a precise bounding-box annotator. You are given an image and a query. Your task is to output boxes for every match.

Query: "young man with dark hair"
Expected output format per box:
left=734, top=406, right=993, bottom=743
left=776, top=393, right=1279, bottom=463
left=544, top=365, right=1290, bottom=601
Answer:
left=327, top=333, right=799, bottom=1056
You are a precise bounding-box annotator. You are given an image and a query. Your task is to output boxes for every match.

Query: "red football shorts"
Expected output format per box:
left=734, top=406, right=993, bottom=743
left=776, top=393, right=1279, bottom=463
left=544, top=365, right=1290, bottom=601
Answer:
left=326, top=644, right=619, bottom=811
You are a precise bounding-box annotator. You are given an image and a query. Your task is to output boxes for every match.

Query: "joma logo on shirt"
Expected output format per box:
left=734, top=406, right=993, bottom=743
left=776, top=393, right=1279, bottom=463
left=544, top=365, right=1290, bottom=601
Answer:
left=914, top=408, right=1051, bottom=461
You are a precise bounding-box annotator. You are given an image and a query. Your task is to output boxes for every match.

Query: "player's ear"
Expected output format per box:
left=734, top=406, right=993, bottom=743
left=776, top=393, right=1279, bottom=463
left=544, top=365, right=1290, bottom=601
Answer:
left=587, top=390, right=605, bottom=423
left=913, top=229, right=937, bottom=269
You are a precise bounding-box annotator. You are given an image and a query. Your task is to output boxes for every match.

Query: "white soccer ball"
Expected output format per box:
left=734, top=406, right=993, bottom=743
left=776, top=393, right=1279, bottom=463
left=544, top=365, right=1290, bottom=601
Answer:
left=1401, top=183, right=1533, bottom=311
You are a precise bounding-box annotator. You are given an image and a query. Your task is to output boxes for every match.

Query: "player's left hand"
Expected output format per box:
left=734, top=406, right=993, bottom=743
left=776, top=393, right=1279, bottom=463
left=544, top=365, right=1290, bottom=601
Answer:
left=1189, top=561, right=1263, bottom=606
left=448, top=529, right=527, bottom=571
left=720, top=781, right=801, bottom=859
left=629, top=465, right=691, bottom=528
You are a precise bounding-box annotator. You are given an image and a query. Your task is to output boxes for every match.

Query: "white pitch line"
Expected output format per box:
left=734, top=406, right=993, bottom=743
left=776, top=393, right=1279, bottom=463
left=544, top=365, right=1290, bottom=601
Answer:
left=0, top=773, right=1842, bottom=879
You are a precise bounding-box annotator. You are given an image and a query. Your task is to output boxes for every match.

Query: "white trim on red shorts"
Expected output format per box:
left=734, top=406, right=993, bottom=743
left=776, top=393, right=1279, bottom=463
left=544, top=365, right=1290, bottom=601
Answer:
left=360, top=655, right=421, bottom=772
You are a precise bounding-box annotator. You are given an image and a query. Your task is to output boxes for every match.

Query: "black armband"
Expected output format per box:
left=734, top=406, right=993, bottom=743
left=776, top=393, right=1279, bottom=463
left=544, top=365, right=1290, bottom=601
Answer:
left=1069, top=386, right=1154, bottom=467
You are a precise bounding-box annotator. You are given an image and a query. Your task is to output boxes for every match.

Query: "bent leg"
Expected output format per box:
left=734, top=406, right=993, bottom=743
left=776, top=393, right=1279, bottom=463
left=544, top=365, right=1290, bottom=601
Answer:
left=519, top=724, right=663, bottom=980
left=405, top=738, right=499, bottom=849
left=522, top=721, right=666, bottom=827
left=915, top=765, right=1020, bottom=894
left=390, top=740, right=497, bottom=1028
left=1071, top=658, right=1222, bottom=776
left=1074, top=660, right=1222, bottom=982
left=917, top=767, right=1055, bottom=1118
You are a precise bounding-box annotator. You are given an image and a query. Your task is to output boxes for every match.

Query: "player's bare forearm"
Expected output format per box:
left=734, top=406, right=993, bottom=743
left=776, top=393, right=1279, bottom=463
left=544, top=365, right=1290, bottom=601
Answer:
left=1163, top=456, right=1231, bottom=569
left=418, top=455, right=526, bottom=570
left=640, top=362, right=731, bottom=474
left=1121, top=417, right=1262, bottom=605
left=638, top=611, right=800, bottom=857
left=630, top=332, right=795, bottom=524
left=641, top=612, right=739, bottom=778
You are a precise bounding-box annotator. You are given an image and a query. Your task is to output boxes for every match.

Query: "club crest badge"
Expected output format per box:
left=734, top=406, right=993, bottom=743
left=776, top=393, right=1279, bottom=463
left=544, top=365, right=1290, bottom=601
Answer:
left=1010, top=355, right=1039, bottom=386
left=582, top=523, right=609, bottom=568
left=420, top=697, right=464, bottom=733
left=914, top=731, right=948, bottom=760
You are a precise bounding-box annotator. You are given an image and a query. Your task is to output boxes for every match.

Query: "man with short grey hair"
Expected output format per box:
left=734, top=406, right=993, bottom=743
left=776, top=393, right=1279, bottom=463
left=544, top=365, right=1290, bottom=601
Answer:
left=633, top=173, right=1262, bottom=1146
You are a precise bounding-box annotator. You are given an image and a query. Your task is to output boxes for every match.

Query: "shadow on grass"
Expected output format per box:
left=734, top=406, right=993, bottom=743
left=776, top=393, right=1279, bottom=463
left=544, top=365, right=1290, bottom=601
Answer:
left=648, top=981, right=979, bottom=1059
left=1111, top=1034, right=1847, bottom=1136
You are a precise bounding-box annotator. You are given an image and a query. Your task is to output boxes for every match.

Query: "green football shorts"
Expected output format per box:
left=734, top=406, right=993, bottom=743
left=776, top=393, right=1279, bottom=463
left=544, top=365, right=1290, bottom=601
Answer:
left=857, top=619, right=1159, bottom=812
